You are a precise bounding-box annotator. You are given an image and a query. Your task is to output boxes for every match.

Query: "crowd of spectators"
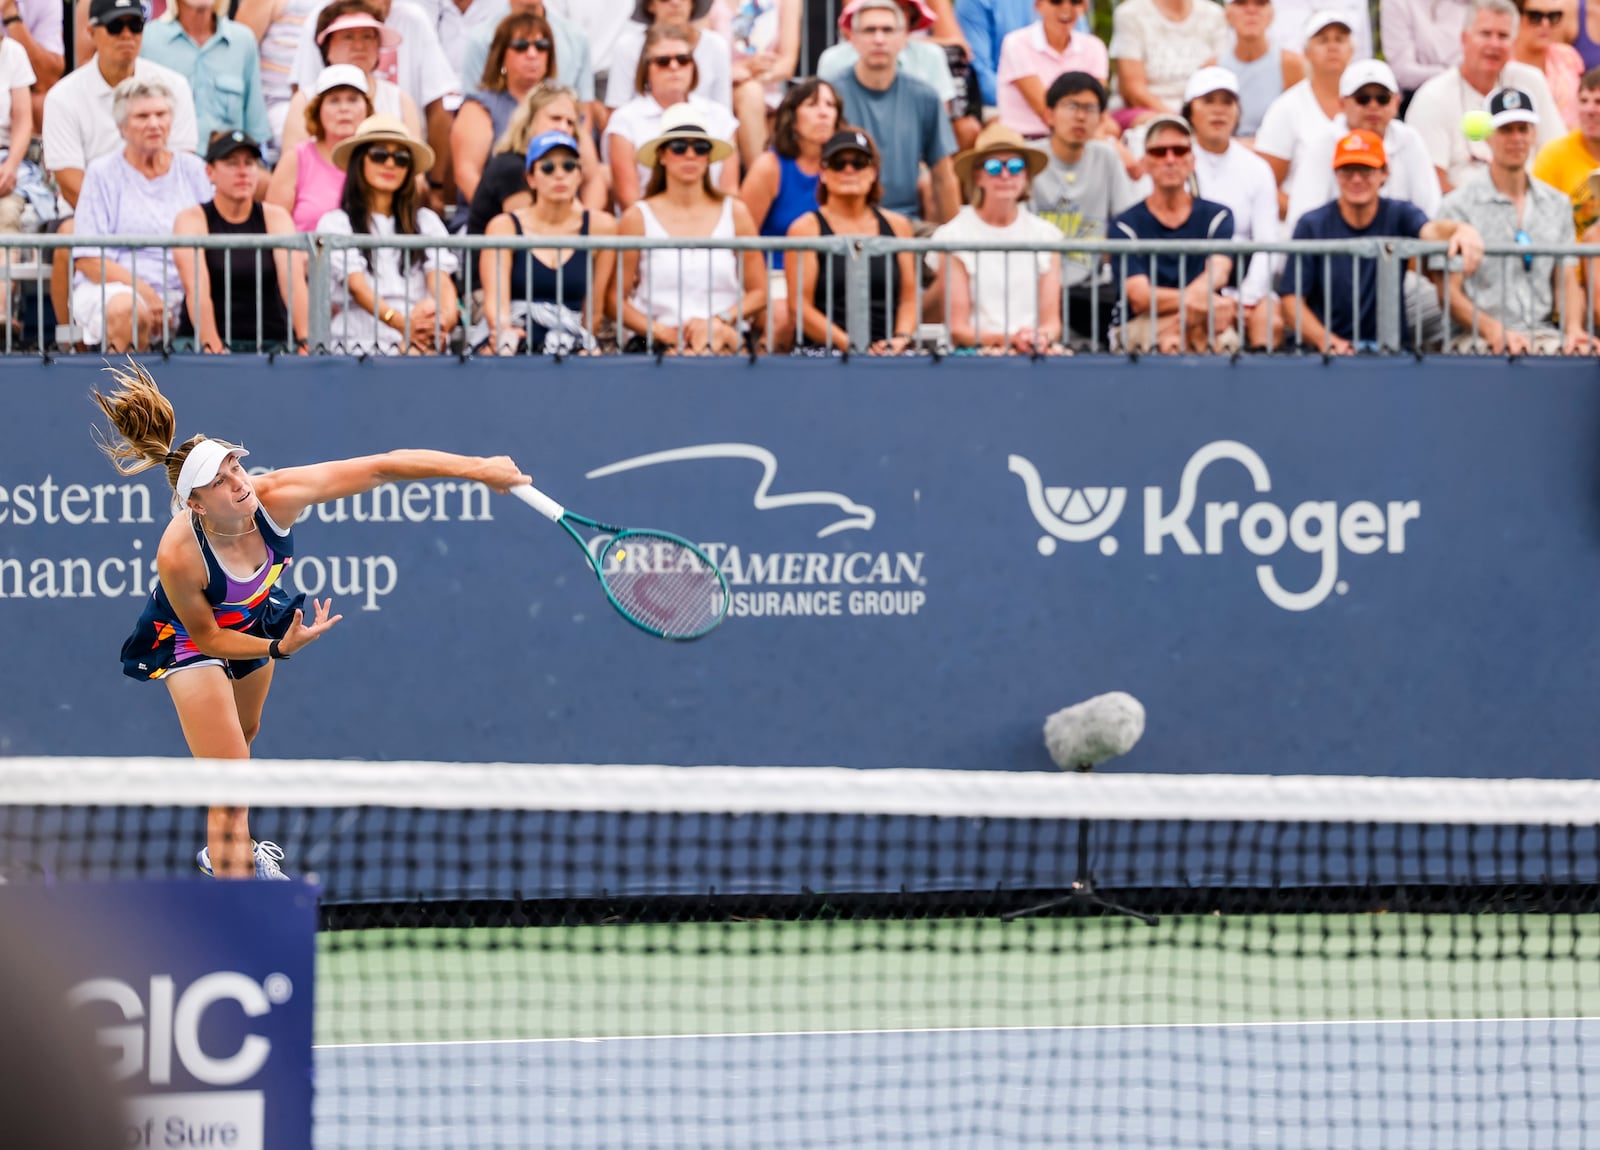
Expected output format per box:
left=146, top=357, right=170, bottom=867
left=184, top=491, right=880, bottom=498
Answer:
left=4, top=0, right=1600, bottom=353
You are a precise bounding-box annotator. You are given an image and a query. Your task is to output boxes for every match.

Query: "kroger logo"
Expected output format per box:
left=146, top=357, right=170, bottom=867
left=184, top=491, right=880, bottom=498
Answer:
left=69, top=971, right=293, bottom=1087
left=1010, top=441, right=1421, bottom=612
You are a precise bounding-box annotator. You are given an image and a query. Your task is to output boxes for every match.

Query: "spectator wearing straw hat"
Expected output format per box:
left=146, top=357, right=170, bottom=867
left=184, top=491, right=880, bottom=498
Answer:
left=1279, top=128, right=1482, bottom=353
left=831, top=0, right=958, bottom=226
left=784, top=127, right=918, bottom=355
left=1285, top=59, right=1441, bottom=236
left=605, top=0, right=732, bottom=110
left=617, top=101, right=766, bottom=354
left=995, top=0, right=1108, bottom=140
left=1182, top=66, right=1282, bottom=348
left=173, top=131, right=303, bottom=352
left=279, top=2, right=421, bottom=153
left=929, top=123, right=1062, bottom=353
left=818, top=0, right=975, bottom=150
left=1435, top=88, right=1589, bottom=354
left=1109, top=114, right=1238, bottom=355
left=317, top=113, right=459, bottom=353
left=605, top=24, right=740, bottom=210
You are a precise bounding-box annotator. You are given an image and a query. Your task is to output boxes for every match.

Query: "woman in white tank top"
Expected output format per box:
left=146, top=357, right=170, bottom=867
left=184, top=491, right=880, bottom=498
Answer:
left=618, top=103, right=767, bottom=354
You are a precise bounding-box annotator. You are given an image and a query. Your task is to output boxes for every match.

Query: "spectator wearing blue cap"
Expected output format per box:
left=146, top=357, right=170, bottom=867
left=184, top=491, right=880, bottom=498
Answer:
left=479, top=129, right=615, bottom=354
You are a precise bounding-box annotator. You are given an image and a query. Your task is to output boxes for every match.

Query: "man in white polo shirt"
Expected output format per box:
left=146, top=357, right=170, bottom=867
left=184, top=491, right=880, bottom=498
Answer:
left=1404, top=0, right=1561, bottom=192
left=1286, top=58, right=1440, bottom=234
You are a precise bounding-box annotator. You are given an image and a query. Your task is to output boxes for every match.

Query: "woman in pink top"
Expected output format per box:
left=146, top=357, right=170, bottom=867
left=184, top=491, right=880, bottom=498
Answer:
left=996, top=0, right=1109, bottom=138
left=266, top=64, right=373, bottom=231
left=1514, top=0, right=1583, bottom=128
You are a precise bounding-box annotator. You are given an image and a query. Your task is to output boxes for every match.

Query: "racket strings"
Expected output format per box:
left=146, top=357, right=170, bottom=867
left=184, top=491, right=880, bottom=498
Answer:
left=601, top=533, right=728, bottom=639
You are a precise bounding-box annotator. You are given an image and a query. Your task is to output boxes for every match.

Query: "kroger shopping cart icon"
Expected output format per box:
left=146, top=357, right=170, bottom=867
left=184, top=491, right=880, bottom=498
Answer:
left=1009, top=442, right=1421, bottom=613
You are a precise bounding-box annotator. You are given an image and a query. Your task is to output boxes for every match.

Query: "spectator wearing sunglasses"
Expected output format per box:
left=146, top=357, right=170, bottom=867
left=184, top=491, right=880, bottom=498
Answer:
left=1512, top=0, right=1582, bottom=127
left=467, top=82, right=608, bottom=231
left=457, top=0, right=594, bottom=111
left=785, top=128, right=917, bottom=354
left=617, top=102, right=766, bottom=354
left=479, top=130, right=615, bottom=354
left=929, top=123, right=1062, bottom=353
left=605, top=0, right=732, bottom=111
left=606, top=24, right=739, bottom=210
left=1285, top=61, right=1441, bottom=235
left=452, top=13, right=558, bottom=204
left=319, top=114, right=460, bottom=353
left=1218, top=0, right=1304, bottom=142
left=44, top=0, right=199, bottom=213
left=1279, top=129, right=1482, bottom=353
left=1436, top=88, right=1589, bottom=353
left=995, top=0, right=1107, bottom=140
left=1109, top=115, right=1238, bottom=355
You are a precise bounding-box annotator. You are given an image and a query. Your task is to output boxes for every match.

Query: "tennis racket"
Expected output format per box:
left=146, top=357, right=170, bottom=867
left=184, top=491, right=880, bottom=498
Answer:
left=512, top=483, right=731, bottom=641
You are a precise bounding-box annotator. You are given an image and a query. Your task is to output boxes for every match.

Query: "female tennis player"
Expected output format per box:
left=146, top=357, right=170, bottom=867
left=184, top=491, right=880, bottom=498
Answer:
left=93, top=361, right=530, bottom=879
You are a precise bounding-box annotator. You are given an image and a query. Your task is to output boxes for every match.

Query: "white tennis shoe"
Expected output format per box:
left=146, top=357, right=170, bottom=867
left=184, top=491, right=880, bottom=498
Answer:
left=195, top=840, right=291, bottom=881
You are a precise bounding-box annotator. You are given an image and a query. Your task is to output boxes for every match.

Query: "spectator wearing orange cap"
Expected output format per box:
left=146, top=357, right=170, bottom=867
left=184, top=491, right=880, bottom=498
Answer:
left=1279, top=127, right=1482, bottom=352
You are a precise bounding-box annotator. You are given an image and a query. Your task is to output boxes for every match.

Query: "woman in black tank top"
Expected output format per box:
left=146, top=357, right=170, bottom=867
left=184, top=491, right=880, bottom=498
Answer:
left=784, top=129, right=918, bottom=354
left=173, top=133, right=303, bottom=352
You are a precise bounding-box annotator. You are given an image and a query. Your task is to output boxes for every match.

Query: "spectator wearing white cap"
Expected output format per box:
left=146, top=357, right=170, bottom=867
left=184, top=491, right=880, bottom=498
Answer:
left=1109, top=114, right=1239, bottom=354
left=1381, top=0, right=1474, bottom=99
left=994, top=0, right=1108, bottom=139
left=265, top=63, right=373, bottom=231
left=1285, top=59, right=1441, bottom=235
left=1217, top=0, right=1304, bottom=141
left=1269, top=0, right=1370, bottom=62
left=1405, top=0, right=1563, bottom=192
left=1253, top=10, right=1352, bottom=213
left=1106, top=0, right=1228, bottom=129
left=278, top=2, right=421, bottom=153
left=1435, top=87, right=1590, bottom=353
left=1182, top=66, right=1281, bottom=347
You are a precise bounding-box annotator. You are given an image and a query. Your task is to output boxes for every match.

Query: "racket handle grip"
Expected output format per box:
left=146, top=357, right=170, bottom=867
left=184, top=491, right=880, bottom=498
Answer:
left=511, top=484, right=565, bottom=521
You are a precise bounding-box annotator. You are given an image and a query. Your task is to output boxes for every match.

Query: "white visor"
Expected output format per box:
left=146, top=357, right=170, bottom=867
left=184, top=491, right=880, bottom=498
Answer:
left=173, top=439, right=249, bottom=514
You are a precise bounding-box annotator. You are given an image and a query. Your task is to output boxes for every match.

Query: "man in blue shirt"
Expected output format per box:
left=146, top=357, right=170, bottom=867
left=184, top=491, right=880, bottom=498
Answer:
left=1110, top=114, right=1238, bottom=354
left=1279, top=128, right=1482, bottom=353
left=833, top=0, right=959, bottom=225
left=141, top=0, right=270, bottom=155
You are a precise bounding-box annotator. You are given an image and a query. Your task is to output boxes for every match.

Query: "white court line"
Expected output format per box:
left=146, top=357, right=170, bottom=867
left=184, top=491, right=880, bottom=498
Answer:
left=315, top=1015, right=1597, bottom=1051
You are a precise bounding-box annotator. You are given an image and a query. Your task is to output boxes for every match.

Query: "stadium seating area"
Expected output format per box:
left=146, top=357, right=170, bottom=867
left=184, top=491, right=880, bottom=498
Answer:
left=2, top=0, right=1599, bottom=354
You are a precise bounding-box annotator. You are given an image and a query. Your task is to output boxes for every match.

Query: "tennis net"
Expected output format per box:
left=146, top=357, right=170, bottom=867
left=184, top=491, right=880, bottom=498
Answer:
left=2, top=760, right=1597, bottom=1149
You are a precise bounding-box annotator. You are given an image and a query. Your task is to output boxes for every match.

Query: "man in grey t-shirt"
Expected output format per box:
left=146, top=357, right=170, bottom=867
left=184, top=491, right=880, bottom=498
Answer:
left=1029, top=73, right=1138, bottom=345
left=832, top=0, right=958, bottom=225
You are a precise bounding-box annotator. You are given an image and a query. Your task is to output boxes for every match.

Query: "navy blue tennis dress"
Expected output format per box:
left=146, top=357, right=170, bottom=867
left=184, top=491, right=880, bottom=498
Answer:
left=120, top=505, right=303, bottom=681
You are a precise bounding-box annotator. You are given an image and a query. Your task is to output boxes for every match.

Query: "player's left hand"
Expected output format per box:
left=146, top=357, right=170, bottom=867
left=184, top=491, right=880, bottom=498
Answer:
left=479, top=456, right=532, bottom=493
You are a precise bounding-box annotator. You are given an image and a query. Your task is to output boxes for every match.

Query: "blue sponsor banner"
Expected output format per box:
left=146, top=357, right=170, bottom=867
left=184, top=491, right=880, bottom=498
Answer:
left=0, top=880, right=316, bottom=1150
left=1, top=356, right=1597, bottom=777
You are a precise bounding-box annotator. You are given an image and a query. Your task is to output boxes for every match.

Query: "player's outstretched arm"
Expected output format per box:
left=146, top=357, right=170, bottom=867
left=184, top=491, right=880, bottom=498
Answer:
left=255, top=451, right=531, bottom=524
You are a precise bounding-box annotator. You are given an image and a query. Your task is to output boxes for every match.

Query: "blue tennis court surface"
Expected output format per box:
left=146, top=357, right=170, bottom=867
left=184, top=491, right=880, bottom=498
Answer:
left=314, top=1018, right=1599, bottom=1148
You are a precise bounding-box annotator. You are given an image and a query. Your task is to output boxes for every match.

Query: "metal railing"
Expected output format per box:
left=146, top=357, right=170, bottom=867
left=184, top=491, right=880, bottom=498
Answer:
left=5, top=233, right=1598, bottom=359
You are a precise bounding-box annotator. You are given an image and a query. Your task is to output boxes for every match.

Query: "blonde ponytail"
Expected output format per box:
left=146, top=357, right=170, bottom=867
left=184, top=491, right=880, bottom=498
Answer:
left=90, top=361, right=205, bottom=491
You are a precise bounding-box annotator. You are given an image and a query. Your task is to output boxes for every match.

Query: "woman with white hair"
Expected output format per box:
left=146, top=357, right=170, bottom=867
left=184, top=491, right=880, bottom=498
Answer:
left=71, top=75, right=212, bottom=351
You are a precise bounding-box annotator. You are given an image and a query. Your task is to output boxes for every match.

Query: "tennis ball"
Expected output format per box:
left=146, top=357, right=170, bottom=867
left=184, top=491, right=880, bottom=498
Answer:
left=1462, top=110, right=1493, bottom=142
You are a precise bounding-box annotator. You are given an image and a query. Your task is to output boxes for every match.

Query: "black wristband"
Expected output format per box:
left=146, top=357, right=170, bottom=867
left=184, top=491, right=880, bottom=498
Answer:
left=268, top=638, right=290, bottom=660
